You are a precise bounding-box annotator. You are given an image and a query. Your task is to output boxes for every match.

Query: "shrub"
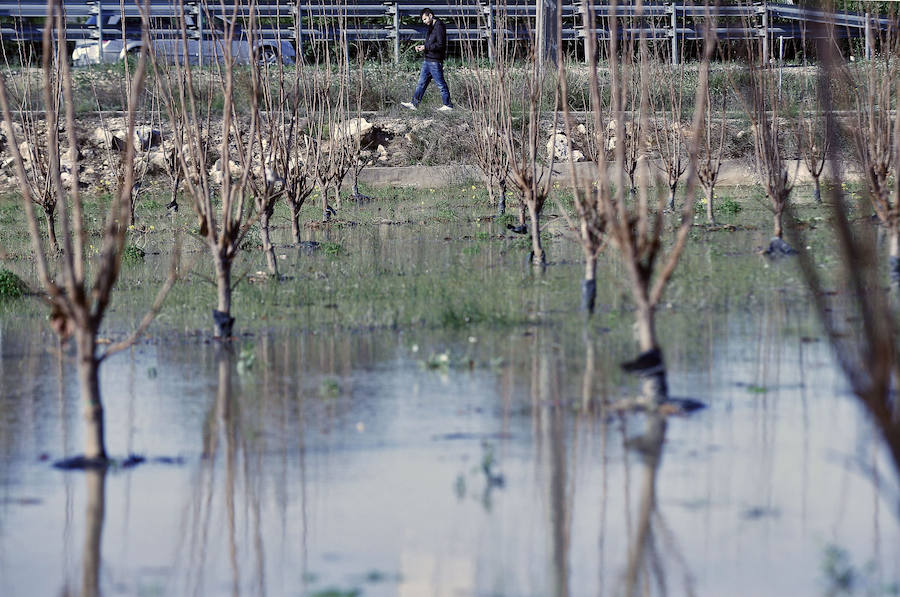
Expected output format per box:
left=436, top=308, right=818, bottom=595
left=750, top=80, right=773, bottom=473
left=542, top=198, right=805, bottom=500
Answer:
left=717, top=197, right=743, bottom=215
left=122, top=244, right=146, bottom=264
left=0, top=268, right=27, bottom=301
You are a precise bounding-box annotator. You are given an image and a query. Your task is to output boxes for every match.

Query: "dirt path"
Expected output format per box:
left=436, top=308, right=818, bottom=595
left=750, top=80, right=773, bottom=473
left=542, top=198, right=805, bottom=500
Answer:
left=358, top=159, right=852, bottom=189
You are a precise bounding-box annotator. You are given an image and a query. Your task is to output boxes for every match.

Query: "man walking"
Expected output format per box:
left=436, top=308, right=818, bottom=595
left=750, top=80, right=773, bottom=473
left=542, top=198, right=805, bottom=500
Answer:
left=401, top=8, right=454, bottom=111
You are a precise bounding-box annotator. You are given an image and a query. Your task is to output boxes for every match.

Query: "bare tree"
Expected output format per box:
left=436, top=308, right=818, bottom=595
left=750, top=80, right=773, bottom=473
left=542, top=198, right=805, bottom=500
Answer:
left=697, top=89, right=727, bottom=225
left=845, top=13, right=900, bottom=283
left=565, top=0, right=715, bottom=406
left=1, top=44, right=61, bottom=252
left=648, top=53, right=688, bottom=212
left=497, top=18, right=558, bottom=266
left=346, top=44, right=374, bottom=203
left=283, top=134, right=316, bottom=243
left=250, top=12, right=289, bottom=278
left=794, top=80, right=829, bottom=205
left=557, top=4, right=607, bottom=314
left=152, top=0, right=260, bottom=338
left=462, top=10, right=512, bottom=217
left=733, top=7, right=795, bottom=252
left=0, top=0, right=179, bottom=463
left=787, top=17, right=900, bottom=484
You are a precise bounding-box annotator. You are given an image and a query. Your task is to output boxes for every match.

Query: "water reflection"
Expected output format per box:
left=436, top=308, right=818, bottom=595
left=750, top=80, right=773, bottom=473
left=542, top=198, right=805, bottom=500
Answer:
left=621, top=414, right=697, bottom=597
left=1, top=296, right=899, bottom=595
left=79, top=469, right=105, bottom=597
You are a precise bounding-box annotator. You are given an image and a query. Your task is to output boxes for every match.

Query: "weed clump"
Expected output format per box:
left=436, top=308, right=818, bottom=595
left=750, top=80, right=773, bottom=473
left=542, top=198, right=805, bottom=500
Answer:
left=321, top=242, right=344, bottom=256
left=122, top=245, right=146, bottom=264
left=0, top=268, right=27, bottom=301
left=717, top=197, right=743, bottom=215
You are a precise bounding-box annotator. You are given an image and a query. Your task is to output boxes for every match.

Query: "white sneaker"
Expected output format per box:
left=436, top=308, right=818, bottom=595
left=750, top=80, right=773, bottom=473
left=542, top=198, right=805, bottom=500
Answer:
left=401, top=102, right=417, bottom=111
left=438, top=105, right=453, bottom=112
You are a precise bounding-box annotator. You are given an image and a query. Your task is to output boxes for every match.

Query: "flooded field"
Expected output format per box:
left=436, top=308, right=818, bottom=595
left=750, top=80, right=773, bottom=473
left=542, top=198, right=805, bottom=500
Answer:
left=1, top=185, right=898, bottom=596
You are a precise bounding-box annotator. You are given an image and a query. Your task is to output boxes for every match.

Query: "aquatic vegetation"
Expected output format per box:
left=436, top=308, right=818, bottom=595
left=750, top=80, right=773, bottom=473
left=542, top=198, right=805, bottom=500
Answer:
left=821, top=544, right=900, bottom=596
left=237, top=344, right=256, bottom=375
left=310, top=589, right=360, bottom=597
left=319, top=377, right=342, bottom=398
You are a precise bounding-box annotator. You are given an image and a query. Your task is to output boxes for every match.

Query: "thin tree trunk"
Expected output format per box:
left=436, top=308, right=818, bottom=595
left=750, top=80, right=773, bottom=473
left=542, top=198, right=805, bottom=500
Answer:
left=582, top=254, right=597, bottom=314
left=260, top=207, right=278, bottom=277
left=290, top=202, right=301, bottom=243
left=44, top=205, right=59, bottom=253
left=214, top=257, right=235, bottom=338
left=667, top=185, right=676, bottom=211
left=813, top=175, right=822, bottom=204
left=635, top=302, right=658, bottom=353
left=76, top=327, right=106, bottom=461
left=705, top=185, right=715, bottom=225
left=527, top=200, right=544, bottom=265
left=634, top=302, right=668, bottom=405
left=773, top=206, right=784, bottom=239
left=498, top=183, right=507, bottom=216
left=81, top=469, right=106, bottom=597
left=890, top=227, right=900, bottom=287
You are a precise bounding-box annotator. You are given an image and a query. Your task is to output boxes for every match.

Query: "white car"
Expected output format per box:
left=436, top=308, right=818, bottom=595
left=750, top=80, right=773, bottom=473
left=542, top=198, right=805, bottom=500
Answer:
left=72, top=13, right=295, bottom=66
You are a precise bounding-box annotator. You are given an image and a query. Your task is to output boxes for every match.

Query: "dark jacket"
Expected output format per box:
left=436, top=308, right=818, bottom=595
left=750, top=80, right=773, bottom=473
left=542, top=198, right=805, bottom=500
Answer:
left=423, top=18, right=448, bottom=62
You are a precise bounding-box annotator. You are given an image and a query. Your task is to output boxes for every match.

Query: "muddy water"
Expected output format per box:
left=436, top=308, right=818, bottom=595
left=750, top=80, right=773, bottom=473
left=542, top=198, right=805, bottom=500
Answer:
left=0, top=202, right=899, bottom=596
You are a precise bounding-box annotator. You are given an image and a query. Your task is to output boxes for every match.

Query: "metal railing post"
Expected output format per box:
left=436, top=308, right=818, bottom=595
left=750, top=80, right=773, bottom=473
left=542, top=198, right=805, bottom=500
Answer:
left=865, top=12, right=872, bottom=60
left=296, top=3, right=304, bottom=63
left=96, top=1, right=103, bottom=62
left=670, top=2, right=677, bottom=66
left=391, top=2, right=399, bottom=64
left=777, top=35, right=783, bottom=98
left=196, top=2, right=203, bottom=68
left=485, top=1, right=494, bottom=65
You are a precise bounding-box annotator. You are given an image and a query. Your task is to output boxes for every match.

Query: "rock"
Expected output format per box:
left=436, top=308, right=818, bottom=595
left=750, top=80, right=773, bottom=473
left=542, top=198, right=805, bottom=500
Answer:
left=92, top=125, right=162, bottom=151
left=546, top=131, right=584, bottom=162
left=0, top=122, right=21, bottom=151
left=60, top=171, right=86, bottom=190
left=135, top=126, right=163, bottom=150
left=332, top=117, right=377, bottom=148
left=210, top=158, right=242, bottom=185
left=17, top=141, right=33, bottom=161
left=145, top=150, right=172, bottom=175
left=92, top=126, right=126, bottom=151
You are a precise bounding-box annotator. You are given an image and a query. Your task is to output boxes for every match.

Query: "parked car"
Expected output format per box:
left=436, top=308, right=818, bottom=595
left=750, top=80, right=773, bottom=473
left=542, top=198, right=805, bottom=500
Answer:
left=72, top=13, right=295, bottom=66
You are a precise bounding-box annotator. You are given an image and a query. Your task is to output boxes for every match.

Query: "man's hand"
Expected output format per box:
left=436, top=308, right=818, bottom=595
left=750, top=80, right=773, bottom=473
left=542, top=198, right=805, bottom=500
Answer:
left=415, top=44, right=425, bottom=52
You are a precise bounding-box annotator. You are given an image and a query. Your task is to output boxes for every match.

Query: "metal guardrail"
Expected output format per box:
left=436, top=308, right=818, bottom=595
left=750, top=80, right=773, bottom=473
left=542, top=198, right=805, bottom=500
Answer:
left=0, top=1, right=894, bottom=63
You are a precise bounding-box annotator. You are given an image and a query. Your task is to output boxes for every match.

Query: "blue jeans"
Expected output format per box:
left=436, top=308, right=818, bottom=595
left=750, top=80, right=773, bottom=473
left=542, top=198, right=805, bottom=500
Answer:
left=412, top=60, right=452, bottom=107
